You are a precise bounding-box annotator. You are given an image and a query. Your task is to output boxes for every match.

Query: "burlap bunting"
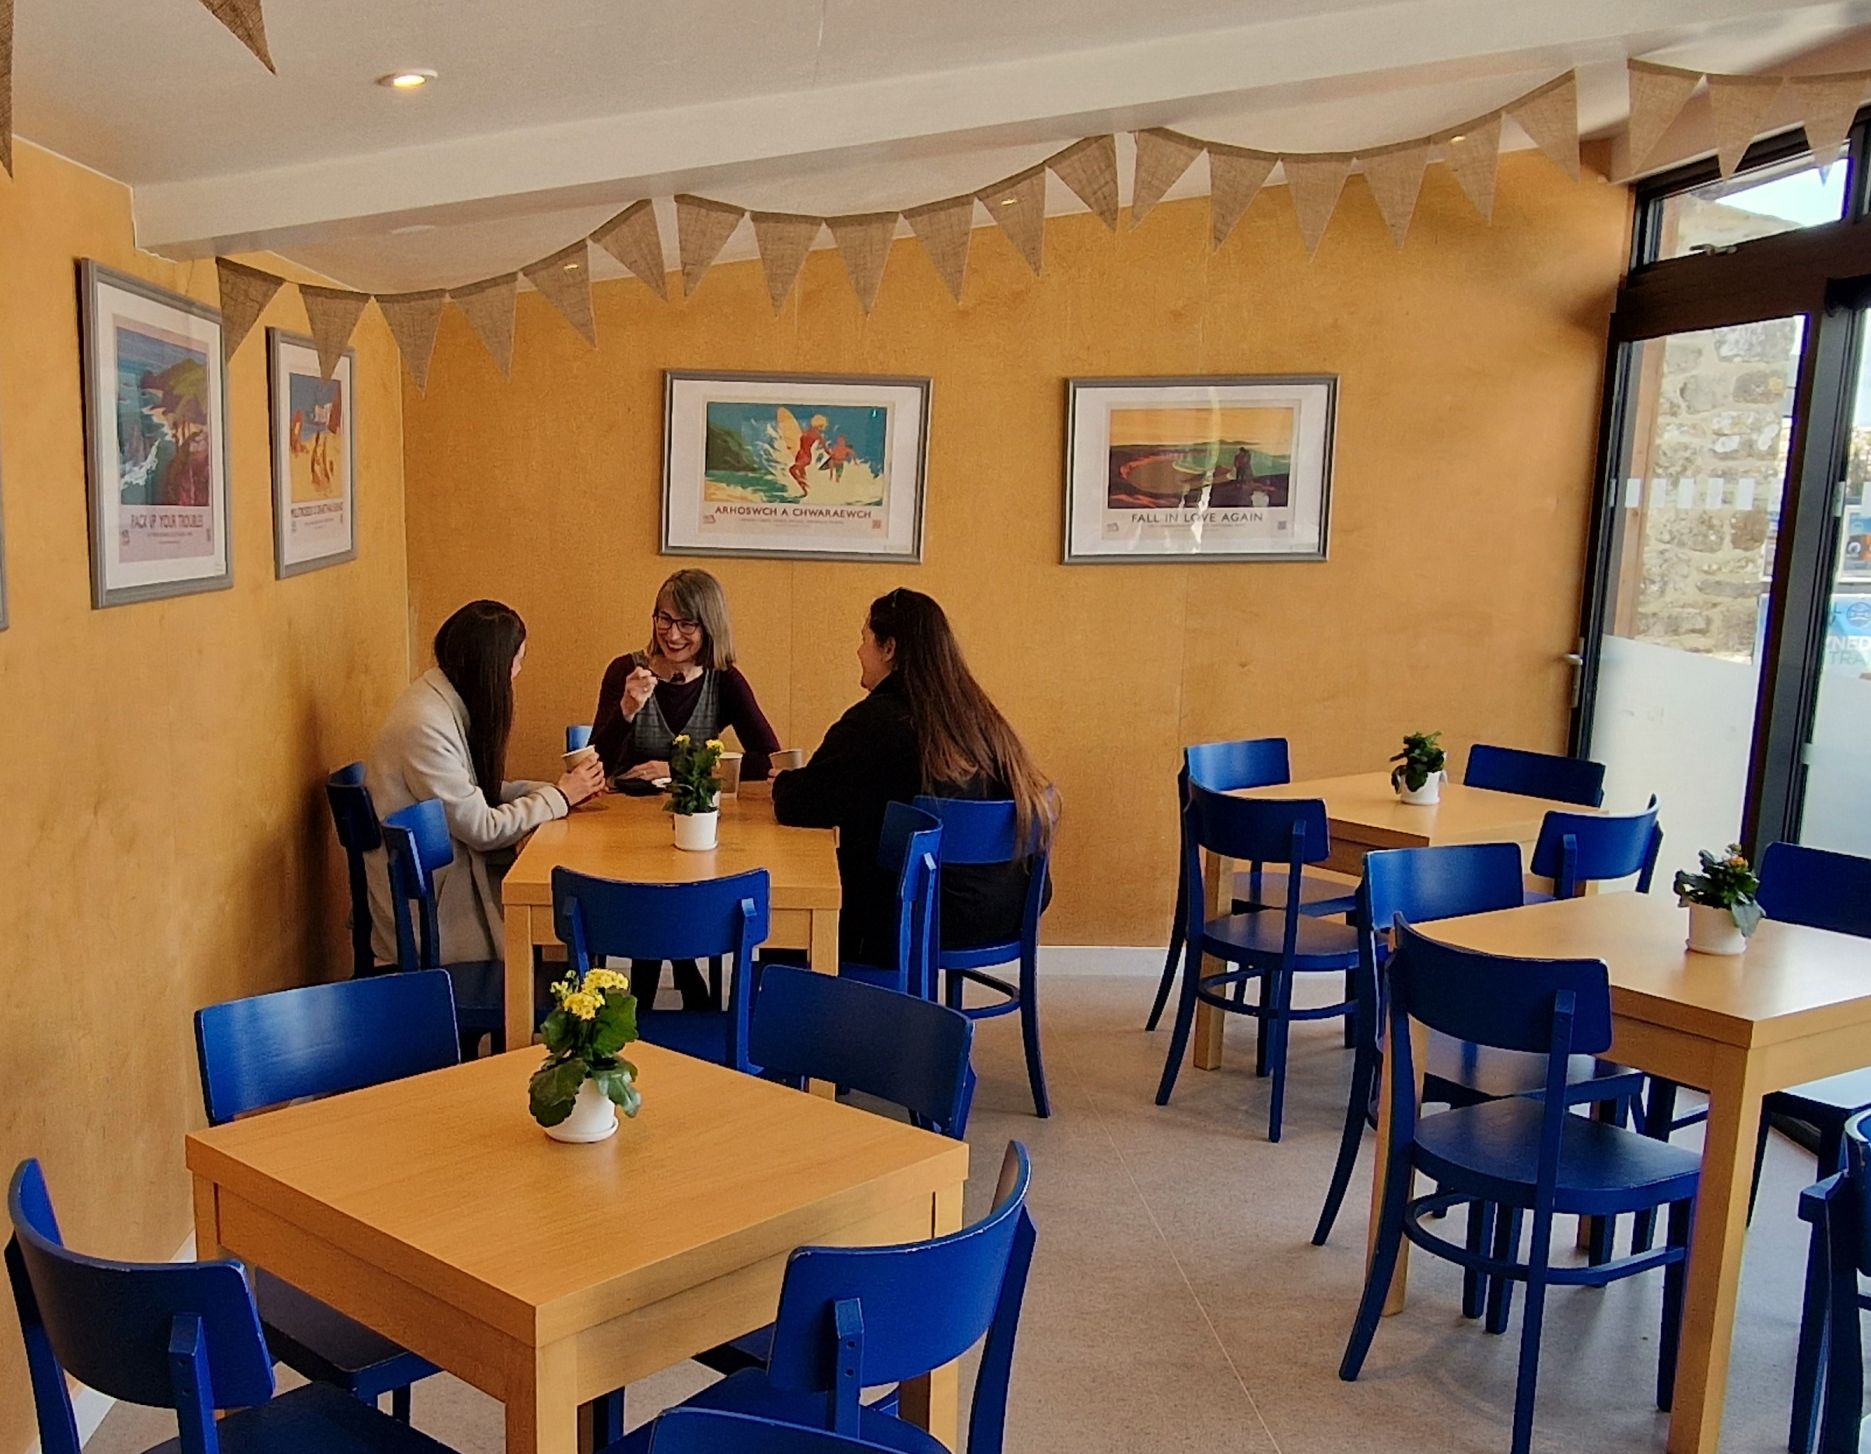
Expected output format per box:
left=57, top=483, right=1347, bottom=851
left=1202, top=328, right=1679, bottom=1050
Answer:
left=904, top=195, right=975, bottom=302
left=826, top=213, right=900, bottom=313
left=589, top=199, right=667, bottom=299
left=1131, top=128, right=1204, bottom=226
left=1789, top=73, right=1869, bottom=171
left=1283, top=153, right=1354, bottom=256
left=374, top=289, right=447, bottom=394
left=299, top=285, right=370, bottom=381
left=521, top=240, right=597, bottom=346
left=977, top=167, right=1047, bottom=275
left=1707, top=73, right=1784, bottom=177
left=1048, top=135, right=1120, bottom=229
left=215, top=257, right=284, bottom=360
left=197, top=0, right=274, bottom=72
left=450, top=274, right=518, bottom=378
left=0, top=0, right=13, bottom=178
left=1508, top=72, right=1580, bottom=180
left=1626, top=61, right=1702, bottom=174
left=675, top=195, right=745, bottom=300
left=751, top=212, right=823, bottom=311
left=1207, top=146, right=1276, bottom=250
left=1359, top=141, right=1433, bottom=247
left=1439, top=113, right=1503, bottom=222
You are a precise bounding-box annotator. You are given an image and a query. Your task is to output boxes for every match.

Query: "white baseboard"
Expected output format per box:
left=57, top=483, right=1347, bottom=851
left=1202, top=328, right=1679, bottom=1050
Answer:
left=1038, top=946, right=1160, bottom=976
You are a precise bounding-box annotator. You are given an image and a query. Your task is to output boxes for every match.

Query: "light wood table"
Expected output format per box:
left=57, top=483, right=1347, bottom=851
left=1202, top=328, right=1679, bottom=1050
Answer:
left=1394, top=892, right=1871, bottom=1454
left=502, top=791, right=841, bottom=1050
left=187, top=1046, right=968, bottom=1454
left=1190, top=773, right=1594, bottom=1069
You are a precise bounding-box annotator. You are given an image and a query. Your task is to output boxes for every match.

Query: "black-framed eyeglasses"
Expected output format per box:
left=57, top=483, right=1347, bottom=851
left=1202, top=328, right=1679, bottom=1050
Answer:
left=653, top=609, right=702, bottom=635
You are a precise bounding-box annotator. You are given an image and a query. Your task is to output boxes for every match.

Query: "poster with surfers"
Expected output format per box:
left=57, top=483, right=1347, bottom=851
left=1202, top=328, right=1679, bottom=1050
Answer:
left=1064, top=376, right=1336, bottom=564
left=79, top=262, right=232, bottom=608
left=267, top=330, right=357, bottom=577
left=663, top=371, right=929, bottom=561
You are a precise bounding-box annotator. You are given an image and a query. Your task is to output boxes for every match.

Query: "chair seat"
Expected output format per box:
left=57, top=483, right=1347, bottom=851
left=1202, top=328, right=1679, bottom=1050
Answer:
left=1767, top=1069, right=1871, bottom=1125
left=1231, top=869, right=1358, bottom=918
left=1414, top=1097, right=1701, bottom=1215
left=938, top=939, right=1020, bottom=972
left=1521, top=889, right=1557, bottom=905
left=605, top=1370, right=939, bottom=1454
left=1200, top=912, right=1361, bottom=968
left=254, top=1269, right=436, bottom=1400
left=1424, top=1036, right=1642, bottom=1106
left=839, top=961, right=908, bottom=993
left=636, top=1009, right=731, bottom=1064
left=144, top=1379, right=456, bottom=1454
left=693, top=1322, right=773, bottom=1378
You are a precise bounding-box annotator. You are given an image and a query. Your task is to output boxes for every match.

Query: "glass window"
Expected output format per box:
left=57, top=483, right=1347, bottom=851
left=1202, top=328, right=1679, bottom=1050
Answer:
left=1652, top=152, right=1848, bottom=262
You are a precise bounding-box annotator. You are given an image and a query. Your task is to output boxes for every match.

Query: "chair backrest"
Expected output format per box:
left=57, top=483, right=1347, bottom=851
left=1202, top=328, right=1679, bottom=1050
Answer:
left=566, top=724, right=594, bottom=753
left=325, top=763, right=381, bottom=977
left=1847, top=1112, right=1871, bottom=1282
left=911, top=796, right=1056, bottom=958
left=1186, top=781, right=1330, bottom=871
left=194, top=971, right=461, bottom=1125
left=878, top=803, right=942, bottom=998
left=765, top=1142, right=1036, bottom=1454
left=1184, top=737, right=1293, bottom=793
left=649, top=1409, right=897, bottom=1453
left=749, top=966, right=975, bottom=1136
left=1362, top=843, right=1527, bottom=935
left=1463, top=743, right=1606, bottom=808
left=380, top=798, right=456, bottom=972
left=1759, top=841, right=1871, bottom=940
left=1529, top=795, right=1662, bottom=899
left=7, top=1160, right=276, bottom=1454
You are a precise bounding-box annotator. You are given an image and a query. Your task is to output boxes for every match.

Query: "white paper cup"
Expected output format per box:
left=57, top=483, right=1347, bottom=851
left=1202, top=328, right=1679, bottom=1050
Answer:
left=718, top=752, right=744, bottom=797
left=562, top=745, right=599, bottom=772
left=771, top=748, right=806, bottom=772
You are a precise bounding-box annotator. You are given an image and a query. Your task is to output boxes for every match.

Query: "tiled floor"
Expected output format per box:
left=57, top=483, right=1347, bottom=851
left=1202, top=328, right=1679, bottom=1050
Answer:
left=89, top=971, right=1820, bottom=1453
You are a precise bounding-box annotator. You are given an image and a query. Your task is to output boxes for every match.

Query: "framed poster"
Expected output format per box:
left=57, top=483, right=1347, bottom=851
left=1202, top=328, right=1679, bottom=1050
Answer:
left=78, top=261, right=232, bottom=607
left=1064, top=375, right=1336, bottom=564
left=268, top=329, right=357, bottom=576
left=663, top=370, right=929, bottom=562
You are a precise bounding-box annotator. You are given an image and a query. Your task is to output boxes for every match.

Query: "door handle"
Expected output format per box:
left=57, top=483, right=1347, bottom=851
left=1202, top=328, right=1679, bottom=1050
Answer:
left=1561, top=653, right=1585, bottom=667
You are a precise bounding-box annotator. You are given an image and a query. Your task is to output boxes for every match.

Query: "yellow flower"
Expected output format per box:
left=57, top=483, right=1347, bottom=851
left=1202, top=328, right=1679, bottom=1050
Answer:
left=706, top=738, right=724, bottom=752
left=562, top=990, right=601, bottom=1021
left=582, top=967, right=630, bottom=995
left=672, top=733, right=691, bottom=746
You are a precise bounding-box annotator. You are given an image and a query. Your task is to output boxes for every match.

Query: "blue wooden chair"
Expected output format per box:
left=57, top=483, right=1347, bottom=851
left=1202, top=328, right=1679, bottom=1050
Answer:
left=326, top=763, right=383, bottom=979
left=599, top=1142, right=1036, bottom=1454
left=380, top=799, right=507, bottom=1058
left=555, top=866, right=770, bottom=1073
left=647, top=1410, right=899, bottom=1452
left=1528, top=794, right=1662, bottom=900
left=1146, top=739, right=1358, bottom=1032
left=1156, top=784, right=1363, bottom=1141
left=1463, top=743, right=1607, bottom=807
left=6, top=1159, right=459, bottom=1454
left=1339, top=922, right=1700, bottom=1454
left=839, top=804, right=942, bottom=1000
left=193, top=971, right=459, bottom=1422
left=1312, top=844, right=1646, bottom=1271
left=913, top=795, right=1054, bottom=1119
left=1797, top=1110, right=1871, bottom=1454
left=566, top=725, right=594, bottom=752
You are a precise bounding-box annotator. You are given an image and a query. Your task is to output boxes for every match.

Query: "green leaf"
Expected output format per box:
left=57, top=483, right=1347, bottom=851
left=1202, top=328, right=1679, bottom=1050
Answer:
left=590, top=994, right=639, bottom=1056
left=594, top=1066, right=642, bottom=1118
left=528, top=1057, right=588, bottom=1127
left=539, top=1008, right=571, bottom=1055
left=1733, top=898, right=1764, bottom=936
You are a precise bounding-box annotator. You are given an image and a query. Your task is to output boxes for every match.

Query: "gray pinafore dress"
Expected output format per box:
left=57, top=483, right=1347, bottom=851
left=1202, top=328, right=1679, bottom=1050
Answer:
left=625, top=654, right=722, bottom=764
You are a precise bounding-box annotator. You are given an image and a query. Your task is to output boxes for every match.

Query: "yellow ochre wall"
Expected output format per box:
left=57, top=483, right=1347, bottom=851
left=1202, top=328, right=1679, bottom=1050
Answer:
left=0, top=145, right=410, bottom=1453
left=405, top=151, right=1631, bottom=948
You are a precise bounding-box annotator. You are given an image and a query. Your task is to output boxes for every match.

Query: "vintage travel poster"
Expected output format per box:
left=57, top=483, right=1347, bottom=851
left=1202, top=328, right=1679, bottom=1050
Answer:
left=268, top=330, right=357, bottom=576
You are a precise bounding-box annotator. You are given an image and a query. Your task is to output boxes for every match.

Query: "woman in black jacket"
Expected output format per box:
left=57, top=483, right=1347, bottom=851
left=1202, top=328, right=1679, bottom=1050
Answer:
left=773, top=588, right=1055, bottom=965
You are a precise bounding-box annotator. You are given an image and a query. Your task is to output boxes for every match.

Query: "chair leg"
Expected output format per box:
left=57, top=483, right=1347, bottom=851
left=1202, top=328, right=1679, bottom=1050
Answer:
left=1632, top=1079, right=1681, bottom=1253
left=1018, top=949, right=1051, bottom=1119
left=1508, top=1210, right=1555, bottom=1454
left=1155, top=942, right=1201, bottom=1106
left=1485, top=1208, right=1523, bottom=1335
left=1145, top=893, right=1185, bottom=1032
left=1343, top=969, right=1357, bottom=1048
left=1313, top=1041, right=1378, bottom=1246
left=1790, top=1204, right=1830, bottom=1454
left=1265, top=970, right=1294, bottom=1144
left=1340, top=1146, right=1411, bottom=1382
left=1658, top=1199, right=1691, bottom=1413
left=592, top=1390, right=625, bottom=1446
left=1463, top=1200, right=1497, bottom=1319
left=1749, top=1110, right=1772, bottom=1228
left=1254, top=976, right=1271, bottom=1078
left=391, top=1385, right=411, bottom=1424
left=945, top=965, right=964, bottom=1011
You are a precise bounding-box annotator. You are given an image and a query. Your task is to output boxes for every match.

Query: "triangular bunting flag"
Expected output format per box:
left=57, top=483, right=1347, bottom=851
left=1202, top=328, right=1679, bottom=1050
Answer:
left=1626, top=61, right=1703, bottom=174
left=374, top=289, right=447, bottom=394
left=1283, top=153, right=1354, bottom=256
left=299, top=285, right=370, bottom=381
left=1048, top=135, right=1120, bottom=229
left=1, top=0, right=14, bottom=177
left=450, top=274, right=519, bottom=378
left=1358, top=140, right=1433, bottom=247
left=750, top=212, right=823, bottom=311
left=215, top=257, right=284, bottom=360
left=1787, top=72, right=1869, bottom=172
left=826, top=212, right=899, bottom=313
left=521, top=240, right=597, bottom=347
left=1707, top=73, right=1784, bottom=177
left=904, top=195, right=975, bottom=302
left=1509, top=71, right=1580, bottom=180
left=1439, top=113, right=1503, bottom=222
left=590, top=199, right=667, bottom=299
left=1206, top=145, right=1276, bottom=249
left=977, top=166, right=1047, bottom=275
left=674, top=195, right=745, bottom=300
left=197, top=0, right=274, bottom=72
left=1131, top=128, right=1204, bottom=226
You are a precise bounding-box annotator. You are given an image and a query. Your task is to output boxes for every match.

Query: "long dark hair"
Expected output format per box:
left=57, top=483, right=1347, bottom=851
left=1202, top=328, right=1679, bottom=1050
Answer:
left=867, top=588, right=1055, bottom=848
left=434, top=601, right=527, bottom=808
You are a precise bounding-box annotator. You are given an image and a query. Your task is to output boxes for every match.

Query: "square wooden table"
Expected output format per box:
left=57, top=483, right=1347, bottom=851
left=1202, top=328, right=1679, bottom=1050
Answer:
left=187, top=1046, right=969, bottom=1454
left=1191, top=772, right=1594, bottom=1068
left=502, top=791, right=842, bottom=1050
left=1407, top=892, right=1871, bottom=1454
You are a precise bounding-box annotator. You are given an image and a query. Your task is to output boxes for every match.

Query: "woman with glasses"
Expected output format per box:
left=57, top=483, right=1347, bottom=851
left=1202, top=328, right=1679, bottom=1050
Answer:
left=590, top=568, right=781, bottom=788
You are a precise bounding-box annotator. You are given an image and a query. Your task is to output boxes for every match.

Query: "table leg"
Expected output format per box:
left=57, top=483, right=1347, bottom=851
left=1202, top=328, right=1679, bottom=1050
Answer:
left=1192, top=851, right=1232, bottom=1071
left=1665, top=1048, right=1765, bottom=1454
left=897, top=1183, right=964, bottom=1450
left=507, top=1341, right=579, bottom=1454
left=806, top=910, right=841, bottom=1098
left=1367, top=1018, right=1428, bottom=1316
left=191, top=1176, right=222, bottom=1259
left=505, top=902, right=539, bottom=1052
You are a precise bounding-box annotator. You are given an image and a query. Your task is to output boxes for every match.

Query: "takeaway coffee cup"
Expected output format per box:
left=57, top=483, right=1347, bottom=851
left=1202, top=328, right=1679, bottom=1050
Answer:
left=562, top=744, right=600, bottom=773
left=718, top=752, right=744, bottom=797
left=770, top=748, right=805, bottom=772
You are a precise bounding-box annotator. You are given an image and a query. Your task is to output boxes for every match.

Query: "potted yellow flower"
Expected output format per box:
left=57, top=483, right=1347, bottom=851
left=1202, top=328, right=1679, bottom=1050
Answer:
left=529, top=967, right=642, bottom=1143
left=667, top=733, right=725, bottom=851
left=1674, top=844, right=1763, bottom=957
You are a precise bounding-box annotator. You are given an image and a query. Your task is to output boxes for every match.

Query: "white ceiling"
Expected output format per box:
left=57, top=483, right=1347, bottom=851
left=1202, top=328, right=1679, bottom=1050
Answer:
left=13, top=0, right=1871, bottom=291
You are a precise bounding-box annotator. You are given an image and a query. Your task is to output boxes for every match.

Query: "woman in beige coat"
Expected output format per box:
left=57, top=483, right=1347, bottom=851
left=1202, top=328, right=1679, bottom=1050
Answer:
left=366, top=600, right=605, bottom=966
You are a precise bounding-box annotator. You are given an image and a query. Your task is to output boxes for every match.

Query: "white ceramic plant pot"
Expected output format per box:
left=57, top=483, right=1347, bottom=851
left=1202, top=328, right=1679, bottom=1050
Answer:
left=1396, top=771, right=1444, bottom=806
left=674, top=809, right=719, bottom=852
left=544, top=1078, right=618, bottom=1144
left=1686, top=903, right=1748, bottom=956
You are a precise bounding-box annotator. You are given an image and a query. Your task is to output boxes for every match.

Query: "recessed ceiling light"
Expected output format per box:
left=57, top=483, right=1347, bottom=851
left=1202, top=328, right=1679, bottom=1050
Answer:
left=564, top=261, right=582, bottom=271
left=1449, top=133, right=1467, bottom=144
left=998, top=196, right=1019, bottom=207
left=389, top=223, right=436, bottom=236
left=378, top=68, right=437, bottom=90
